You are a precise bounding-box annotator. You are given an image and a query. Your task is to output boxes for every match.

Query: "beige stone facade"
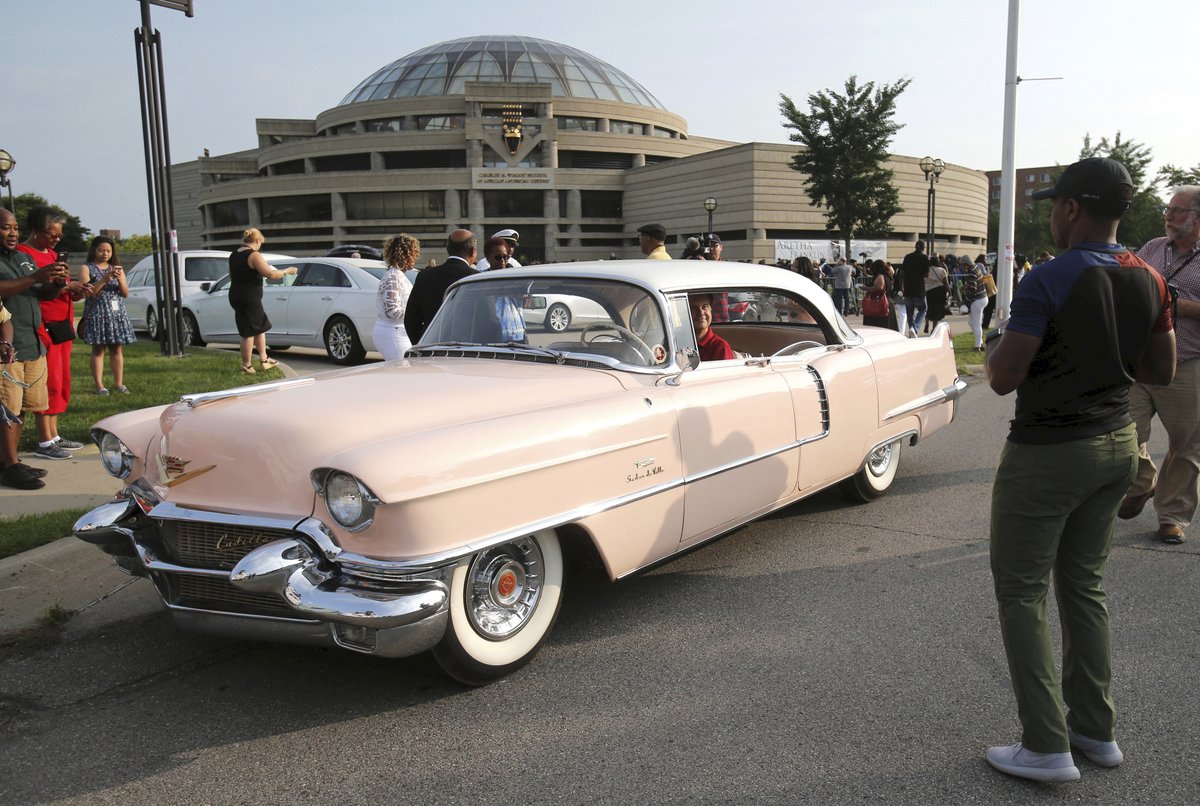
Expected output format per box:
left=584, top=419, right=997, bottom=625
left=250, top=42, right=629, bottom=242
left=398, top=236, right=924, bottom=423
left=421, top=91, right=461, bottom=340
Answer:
left=172, top=37, right=987, bottom=264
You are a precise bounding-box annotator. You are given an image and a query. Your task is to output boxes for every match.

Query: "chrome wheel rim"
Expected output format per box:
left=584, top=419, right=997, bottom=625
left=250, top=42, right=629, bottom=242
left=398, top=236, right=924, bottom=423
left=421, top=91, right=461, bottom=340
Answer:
left=866, top=442, right=893, bottom=477
left=147, top=308, right=159, bottom=339
left=466, top=537, right=543, bottom=640
left=328, top=323, right=351, bottom=360
left=548, top=306, right=569, bottom=332
left=181, top=314, right=195, bottom=345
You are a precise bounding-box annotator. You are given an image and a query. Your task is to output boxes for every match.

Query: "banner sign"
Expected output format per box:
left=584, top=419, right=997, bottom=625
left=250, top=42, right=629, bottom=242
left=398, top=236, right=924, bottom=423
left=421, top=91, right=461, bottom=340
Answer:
left=774, top=239, right=889, bottom=264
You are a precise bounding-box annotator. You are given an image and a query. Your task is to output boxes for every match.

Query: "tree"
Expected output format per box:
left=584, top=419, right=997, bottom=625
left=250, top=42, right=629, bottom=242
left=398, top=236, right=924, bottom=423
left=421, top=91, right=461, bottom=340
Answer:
left=118, top=233, right=154, bottom=253
left=779, top=76, right=912, bottom=258
left=1158, top=163, right=1200, bottom=189
left=1079, top=132, right=1160, bottom=248
left=10, top=193, right=92, bottom=252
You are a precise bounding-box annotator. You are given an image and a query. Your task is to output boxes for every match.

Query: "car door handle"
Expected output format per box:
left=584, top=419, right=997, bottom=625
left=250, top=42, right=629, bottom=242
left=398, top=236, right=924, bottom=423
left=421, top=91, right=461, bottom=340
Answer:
left=321, top=295, right=334, bottom=301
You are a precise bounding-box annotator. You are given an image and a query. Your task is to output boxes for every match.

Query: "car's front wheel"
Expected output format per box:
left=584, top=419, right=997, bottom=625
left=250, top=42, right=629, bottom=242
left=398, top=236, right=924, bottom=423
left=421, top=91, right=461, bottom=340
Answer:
left=182, top=310, right=206, bottom=347
left=544, top=303, right=571, bottom=332
left=324, top=315, right=365, bottom=364
left=433, top=529, right=563, bottom=686
left=839, top=438, right=902, bottom=502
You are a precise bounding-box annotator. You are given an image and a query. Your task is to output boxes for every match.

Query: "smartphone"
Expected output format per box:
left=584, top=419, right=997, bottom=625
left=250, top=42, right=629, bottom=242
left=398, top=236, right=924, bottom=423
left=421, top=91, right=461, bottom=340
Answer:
left=57, top=251, right=70, bottom=265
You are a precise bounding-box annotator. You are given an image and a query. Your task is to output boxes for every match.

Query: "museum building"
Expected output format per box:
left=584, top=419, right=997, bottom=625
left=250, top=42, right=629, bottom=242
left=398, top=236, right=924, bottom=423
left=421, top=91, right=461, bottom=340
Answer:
left=171, top=35, right=988, bottom=263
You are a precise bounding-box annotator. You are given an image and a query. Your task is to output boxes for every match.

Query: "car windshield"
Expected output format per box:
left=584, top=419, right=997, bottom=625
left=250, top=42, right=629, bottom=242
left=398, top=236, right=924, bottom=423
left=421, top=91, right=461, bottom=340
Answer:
left=419, top=277, right=671, bottom=368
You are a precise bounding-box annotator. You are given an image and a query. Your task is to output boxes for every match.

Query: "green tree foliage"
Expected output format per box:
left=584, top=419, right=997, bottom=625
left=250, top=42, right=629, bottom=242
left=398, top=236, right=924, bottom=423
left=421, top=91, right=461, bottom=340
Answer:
left=1158, top=164, right=1200, bottom=189
left=10, top=193, right=91, bottom=253
left=1079, top=132, right=1160, bottom=248
left=118, top=233, right=154, bottom=253
left=779, top=76, right=912, bottom=257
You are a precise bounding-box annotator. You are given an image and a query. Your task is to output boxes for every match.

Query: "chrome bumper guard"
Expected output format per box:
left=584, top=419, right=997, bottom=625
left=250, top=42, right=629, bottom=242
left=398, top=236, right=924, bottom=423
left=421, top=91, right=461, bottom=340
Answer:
left=72, top=496, right=451, bottom=658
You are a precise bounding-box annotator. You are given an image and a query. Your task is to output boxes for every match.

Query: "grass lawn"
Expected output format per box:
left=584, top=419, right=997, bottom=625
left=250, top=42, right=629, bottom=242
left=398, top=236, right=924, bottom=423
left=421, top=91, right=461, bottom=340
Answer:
left=19, top=337, right=283, bottom=450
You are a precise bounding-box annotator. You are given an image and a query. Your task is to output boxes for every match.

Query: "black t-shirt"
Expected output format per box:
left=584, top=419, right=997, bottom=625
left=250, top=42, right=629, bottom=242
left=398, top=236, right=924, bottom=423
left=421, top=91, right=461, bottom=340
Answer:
left=1004, top=243, right=1173, bottom=444
left=900, top=251, right=930, bottom=297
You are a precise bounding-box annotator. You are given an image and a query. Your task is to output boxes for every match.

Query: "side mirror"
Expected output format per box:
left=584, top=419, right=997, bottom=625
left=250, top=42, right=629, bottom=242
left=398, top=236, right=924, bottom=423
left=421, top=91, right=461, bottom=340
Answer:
left=676, top=348, right=700, bottom=371
left=200, top=282, right=211, bottom=293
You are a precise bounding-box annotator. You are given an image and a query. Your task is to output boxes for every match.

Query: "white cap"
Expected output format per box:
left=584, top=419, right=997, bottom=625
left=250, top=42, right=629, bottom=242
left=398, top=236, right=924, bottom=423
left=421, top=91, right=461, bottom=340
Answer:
left=490, top=228, right=520, bottom=243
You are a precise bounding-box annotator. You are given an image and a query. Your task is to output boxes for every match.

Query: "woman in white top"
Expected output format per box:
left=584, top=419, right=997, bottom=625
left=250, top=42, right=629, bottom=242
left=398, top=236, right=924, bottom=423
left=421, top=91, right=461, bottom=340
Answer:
left=375, top=234, right=419, bottom=360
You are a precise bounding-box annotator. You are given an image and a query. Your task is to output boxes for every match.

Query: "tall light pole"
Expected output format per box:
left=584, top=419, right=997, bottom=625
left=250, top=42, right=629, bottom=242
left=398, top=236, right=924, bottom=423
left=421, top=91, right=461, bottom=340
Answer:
left=0, top=149, right=15, bottom=213
left=703, top=195, right=717, bottom=235
left=919, top=157, right=944, bottom=253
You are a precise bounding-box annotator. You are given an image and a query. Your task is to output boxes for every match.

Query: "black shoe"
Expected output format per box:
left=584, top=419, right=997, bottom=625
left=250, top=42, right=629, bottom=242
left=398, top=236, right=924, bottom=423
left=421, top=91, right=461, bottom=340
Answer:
left=13, top=462, right=48, bottom=478
left=1, top=463, right=46, bottom=490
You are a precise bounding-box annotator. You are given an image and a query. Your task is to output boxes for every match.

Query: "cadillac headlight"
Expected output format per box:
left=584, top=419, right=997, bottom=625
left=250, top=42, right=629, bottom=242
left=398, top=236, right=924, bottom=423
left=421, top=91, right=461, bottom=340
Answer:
left=95, top=430, right=134, bottom=479
left=314, top=469, right=377, bottom=531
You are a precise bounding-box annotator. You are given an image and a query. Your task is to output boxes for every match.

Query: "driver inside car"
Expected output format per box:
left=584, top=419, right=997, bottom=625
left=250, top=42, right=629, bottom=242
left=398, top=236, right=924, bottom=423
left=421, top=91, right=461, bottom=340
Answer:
left=689, top=293, right=735, bottom=361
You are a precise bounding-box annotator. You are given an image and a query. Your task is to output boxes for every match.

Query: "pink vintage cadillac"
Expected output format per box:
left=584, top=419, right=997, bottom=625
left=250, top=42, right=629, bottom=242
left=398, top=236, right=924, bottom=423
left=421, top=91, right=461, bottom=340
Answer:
left=74, top=260, right=966, bottom=684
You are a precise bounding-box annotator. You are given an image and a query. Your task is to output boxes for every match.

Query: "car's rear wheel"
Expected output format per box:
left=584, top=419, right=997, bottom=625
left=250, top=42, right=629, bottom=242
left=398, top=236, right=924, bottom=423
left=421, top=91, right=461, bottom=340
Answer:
left=433, top=529, right=563, bottom=686
left=545, top=303, right=571, bottom=333
left=840, top=438, right=902, bottom=502
left=146, top=307, right=159, bottom=341
left=324, top=315, right=365, bottom=365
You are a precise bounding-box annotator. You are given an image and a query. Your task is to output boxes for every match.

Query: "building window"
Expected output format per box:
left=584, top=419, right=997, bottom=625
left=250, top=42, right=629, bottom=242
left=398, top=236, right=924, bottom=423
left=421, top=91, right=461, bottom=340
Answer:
left=382, top=150, right=466, bottom=169
left=208, top=200, right=248, bottom=229
left=558, top=150, right=634, bottom=169
left=650, top=127, right=672, bottom=138
left=271, top=159, right=306, bottom=175
left=313, top=153, right=371, bottom=172
left=1024, top=188, right=1034, bottom=196
left=610, top=120, right=643, bottom=135
left=557, top=116, right=598, bottom=131
left=259, top=194, right=332, bottom=224
left=1026, top=173, right=1035, bottom=182
left=482, top=145, right=544, bottom=168
left=482, top=190, right=544, bottom=218
left=1041, top=173, right=1051, bottom=182
left=326, top=123, right=357, bottom=136
left=417, top=115, right=464, bottom=130
left=579, top=190, right=622, bottom=218
left=366, top=117, right=405, bottom=133
left=345, top=191, right=447, bottom=220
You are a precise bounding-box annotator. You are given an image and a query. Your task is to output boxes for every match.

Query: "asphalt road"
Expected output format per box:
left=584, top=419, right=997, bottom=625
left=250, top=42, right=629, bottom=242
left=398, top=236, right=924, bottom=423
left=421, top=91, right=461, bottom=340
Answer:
left=2, top=376, right=1198, bottom=804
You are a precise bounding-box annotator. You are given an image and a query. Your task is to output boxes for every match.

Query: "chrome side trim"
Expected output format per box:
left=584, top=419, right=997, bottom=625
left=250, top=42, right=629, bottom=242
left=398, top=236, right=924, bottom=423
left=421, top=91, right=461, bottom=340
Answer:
left=180, top=377, right=316, bottom=408
left=149, top=502, right=303, bottom=532
left=882, top=378, right=970, bottom=422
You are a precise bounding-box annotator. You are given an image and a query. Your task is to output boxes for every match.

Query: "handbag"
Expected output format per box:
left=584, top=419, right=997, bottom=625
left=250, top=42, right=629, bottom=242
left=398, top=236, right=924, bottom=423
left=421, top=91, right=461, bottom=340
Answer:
left=982, top=273, right=997, bottom=296
left=45, top=318, right=75, bottom=345
left=862, top=289, right=889, bottom=318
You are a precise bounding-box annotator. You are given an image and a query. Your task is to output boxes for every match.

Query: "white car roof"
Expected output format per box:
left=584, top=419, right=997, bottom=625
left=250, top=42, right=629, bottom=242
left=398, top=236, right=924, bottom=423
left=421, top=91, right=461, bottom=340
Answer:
left=456, top=259, right=842, bottom=326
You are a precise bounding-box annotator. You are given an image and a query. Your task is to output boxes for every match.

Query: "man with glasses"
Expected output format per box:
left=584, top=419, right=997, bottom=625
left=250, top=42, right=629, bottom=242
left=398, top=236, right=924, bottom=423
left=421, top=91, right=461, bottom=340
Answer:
left=0, top=208, right=70, bottom=489
left=1120, top=186, right=1200, bottom=544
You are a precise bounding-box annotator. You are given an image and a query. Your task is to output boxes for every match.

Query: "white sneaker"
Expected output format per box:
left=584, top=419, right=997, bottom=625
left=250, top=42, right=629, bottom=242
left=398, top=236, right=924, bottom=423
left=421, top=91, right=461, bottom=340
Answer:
left=1067, top=727, right=1123, bottom=767
left=986, top=742, right=1080, bottom=783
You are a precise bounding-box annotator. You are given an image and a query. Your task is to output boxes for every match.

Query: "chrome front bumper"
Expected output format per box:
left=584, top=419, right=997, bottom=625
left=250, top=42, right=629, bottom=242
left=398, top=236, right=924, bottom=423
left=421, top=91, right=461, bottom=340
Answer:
left=73, top=497, right=450, bottom=658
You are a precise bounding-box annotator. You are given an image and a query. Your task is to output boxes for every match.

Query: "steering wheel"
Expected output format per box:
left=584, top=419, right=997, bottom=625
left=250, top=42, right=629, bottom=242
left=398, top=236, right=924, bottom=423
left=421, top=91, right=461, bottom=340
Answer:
left=580, top=323, right=655, bottom=364
left=771, top=340, right=825, bottom=358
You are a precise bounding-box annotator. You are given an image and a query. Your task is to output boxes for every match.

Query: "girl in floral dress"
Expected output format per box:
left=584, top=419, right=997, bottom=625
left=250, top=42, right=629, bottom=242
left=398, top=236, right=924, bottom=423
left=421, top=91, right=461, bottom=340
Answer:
left=79, top=236, right=136, bottom=394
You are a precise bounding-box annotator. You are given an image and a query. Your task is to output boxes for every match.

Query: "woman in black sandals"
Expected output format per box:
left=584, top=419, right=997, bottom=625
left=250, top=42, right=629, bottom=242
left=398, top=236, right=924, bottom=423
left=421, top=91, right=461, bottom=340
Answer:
left=228, top=228, right=296, bottom=373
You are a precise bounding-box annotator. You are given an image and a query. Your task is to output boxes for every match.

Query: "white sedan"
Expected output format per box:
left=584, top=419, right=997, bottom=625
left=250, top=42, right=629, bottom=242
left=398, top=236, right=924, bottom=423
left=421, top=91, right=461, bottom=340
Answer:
left=188, top=257, right=386, bottom=364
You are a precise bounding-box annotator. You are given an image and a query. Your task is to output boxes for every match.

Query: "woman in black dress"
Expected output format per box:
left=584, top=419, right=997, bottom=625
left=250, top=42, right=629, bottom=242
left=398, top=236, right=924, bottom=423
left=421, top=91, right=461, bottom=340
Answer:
left=228, top=228, right=297, bottom=373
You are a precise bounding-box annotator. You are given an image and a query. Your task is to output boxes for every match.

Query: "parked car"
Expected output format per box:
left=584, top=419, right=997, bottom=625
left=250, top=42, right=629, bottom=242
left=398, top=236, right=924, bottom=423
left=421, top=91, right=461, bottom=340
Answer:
left=126, top=250, right=290, bottom=345
left=326, top=243, right=383, bottom=260
left=186, top=257, right=385, bottom=363
left=521, top=291, right=609, bottom=332
left=74, top=260, right=966, bottom=685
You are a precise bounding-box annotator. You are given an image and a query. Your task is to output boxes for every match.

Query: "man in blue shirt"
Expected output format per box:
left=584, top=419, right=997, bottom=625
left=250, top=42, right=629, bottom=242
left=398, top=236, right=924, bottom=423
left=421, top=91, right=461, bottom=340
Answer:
left=982, top=159, right=1176, bottom=783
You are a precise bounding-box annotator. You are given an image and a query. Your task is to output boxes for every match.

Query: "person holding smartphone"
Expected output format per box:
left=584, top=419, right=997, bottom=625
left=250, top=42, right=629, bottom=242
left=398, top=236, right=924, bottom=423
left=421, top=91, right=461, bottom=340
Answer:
left=16, top=206, right=89, bottom=460
left=79, top=235, right=135, bottom=395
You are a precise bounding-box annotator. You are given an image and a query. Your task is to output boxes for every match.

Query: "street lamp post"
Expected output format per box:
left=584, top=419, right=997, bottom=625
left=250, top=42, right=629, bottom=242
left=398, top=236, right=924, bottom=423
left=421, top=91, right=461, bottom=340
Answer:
left=0, top=149, right=15, bottom=213
left=918, top=156, right=944, bottom=252
left=703, top=195, right=717, bottom=236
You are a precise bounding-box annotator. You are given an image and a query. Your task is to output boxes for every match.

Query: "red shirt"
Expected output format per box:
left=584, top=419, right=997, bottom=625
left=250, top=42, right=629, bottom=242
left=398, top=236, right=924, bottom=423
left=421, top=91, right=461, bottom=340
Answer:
left=16, top=244, right=71, bottom=344
left=697, top=328, right=735, bottom=361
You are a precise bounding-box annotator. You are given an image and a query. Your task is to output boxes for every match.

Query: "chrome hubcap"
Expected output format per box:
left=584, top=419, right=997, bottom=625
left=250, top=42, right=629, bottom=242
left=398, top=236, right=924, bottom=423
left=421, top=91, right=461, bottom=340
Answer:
left=549, top=307, right=569, bottom=331
left=329, top=325, right=350, bottom=359
left=466, top=537, right=543, bottom=640
left=866, top=443, right=893, bottom=477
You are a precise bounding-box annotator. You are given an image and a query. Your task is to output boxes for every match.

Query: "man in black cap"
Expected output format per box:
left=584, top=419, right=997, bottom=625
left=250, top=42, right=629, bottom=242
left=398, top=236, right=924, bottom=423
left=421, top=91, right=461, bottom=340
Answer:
left=637, top=223, right=670, bottom=260
left=982, top=158, right=1176, bottom=782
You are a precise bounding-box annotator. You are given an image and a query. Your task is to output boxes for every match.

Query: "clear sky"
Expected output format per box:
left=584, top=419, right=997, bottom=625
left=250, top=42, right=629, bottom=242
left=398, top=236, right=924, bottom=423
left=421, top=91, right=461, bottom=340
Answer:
left=4, top=0, right=1193, bottom=236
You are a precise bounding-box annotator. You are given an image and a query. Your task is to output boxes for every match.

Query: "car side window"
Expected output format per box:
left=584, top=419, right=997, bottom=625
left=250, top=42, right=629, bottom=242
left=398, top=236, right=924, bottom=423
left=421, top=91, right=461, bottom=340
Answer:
left=295, top=263, right=345, bottom=288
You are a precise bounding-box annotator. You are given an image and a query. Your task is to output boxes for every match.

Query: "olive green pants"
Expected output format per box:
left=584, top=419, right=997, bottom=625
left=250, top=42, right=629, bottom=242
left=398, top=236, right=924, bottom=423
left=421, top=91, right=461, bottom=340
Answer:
left=990, top=423, right=1137, bottom=753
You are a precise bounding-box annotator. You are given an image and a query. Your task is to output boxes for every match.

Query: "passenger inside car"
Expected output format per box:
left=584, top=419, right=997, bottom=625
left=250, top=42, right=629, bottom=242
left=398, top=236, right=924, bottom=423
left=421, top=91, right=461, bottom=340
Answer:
left=689, top=293, right=735, bottom=361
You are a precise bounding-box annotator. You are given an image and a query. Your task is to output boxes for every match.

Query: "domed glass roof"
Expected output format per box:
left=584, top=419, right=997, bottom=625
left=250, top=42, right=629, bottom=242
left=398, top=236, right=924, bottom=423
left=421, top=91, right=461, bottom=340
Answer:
left=339, top=36, right=665, bottom=110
